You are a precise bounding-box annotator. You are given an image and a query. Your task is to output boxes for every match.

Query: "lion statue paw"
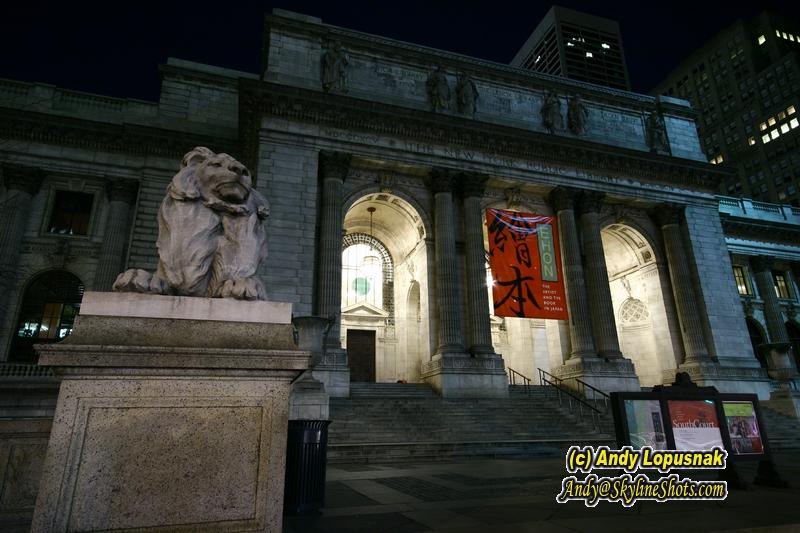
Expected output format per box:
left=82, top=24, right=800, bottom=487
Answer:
left=215, top=277, right=267, bottom=301
left=112, top=269, right=169, bottom=295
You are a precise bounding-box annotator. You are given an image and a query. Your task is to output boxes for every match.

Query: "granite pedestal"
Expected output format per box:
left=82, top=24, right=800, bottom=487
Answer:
left=30, top=292, right=309, bottom=533
left=420, top=354, right=509, bottom=398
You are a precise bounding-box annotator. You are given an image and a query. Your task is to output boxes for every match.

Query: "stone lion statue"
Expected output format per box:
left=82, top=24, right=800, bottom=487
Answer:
left=113, top=147, right=270, bottom=300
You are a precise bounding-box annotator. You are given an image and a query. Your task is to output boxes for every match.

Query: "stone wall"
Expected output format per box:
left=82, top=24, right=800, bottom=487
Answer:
left=263, top=10, right=706, bottom=162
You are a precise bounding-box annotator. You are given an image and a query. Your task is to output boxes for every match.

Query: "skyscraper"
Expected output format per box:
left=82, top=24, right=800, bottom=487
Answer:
left=510, top=5, right=631, bottom=91
left=652, top=11, right=800, bottom=205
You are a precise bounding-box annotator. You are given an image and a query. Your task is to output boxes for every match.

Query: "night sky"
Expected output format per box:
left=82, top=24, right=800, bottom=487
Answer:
left=2, top=1, right=799, bottom=101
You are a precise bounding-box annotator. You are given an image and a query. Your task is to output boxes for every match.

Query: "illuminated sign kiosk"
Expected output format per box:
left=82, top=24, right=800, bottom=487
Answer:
left=609, top=373, right=787, bottom=488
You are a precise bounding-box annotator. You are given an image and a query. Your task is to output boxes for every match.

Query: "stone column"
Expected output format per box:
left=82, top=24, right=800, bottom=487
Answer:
left=0, top=164, right=44, bottom=338
left=94, top=178, right=139, bottom=291
left=656, top=205, right=710, bottom=362
left=547, top=187, right=596, bottom=359
left=430, top=169, right=465, bottom=355
left=752, top=257, right=800, bottom=412
left=315, top=152, right=350, bottom=351
left=460, top=172, right=494, bottom=356
left=577, top=192, right=623, bottom=359
left=751, top=256, right=790, bottom=344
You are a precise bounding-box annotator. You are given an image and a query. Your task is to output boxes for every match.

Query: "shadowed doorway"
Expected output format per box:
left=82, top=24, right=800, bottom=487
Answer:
left=348, top=329, right=376, bottom=382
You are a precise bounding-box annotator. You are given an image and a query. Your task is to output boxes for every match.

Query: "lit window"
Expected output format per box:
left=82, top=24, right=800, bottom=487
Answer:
left=776, top=30, right=781, bottom=37
left=567, top=42, right=574, bottom=47
left=760, top=122, right=768, bottom=131
left=758, top=35, right=766, bottom=45
left=733, top=265, right=751, bottom=296
left=788, top=105, right=796, bottom=115
left=762, top=134, right=771, bottom=143
left=10, top=271, right=84, bottom=363
left=782, top=32, right=788, bottom=39
left=790, top=118, right=799, bottom=128
left=771, top=129, right=780, bottom=139
left=781, top=123, right=790, bottom=134
left=791, top=35, right=796, bottom=42
left=601, top=43, right=610, bottom=49
left=768, top=117, right=776, bottom=126
left=341, top=243, right=385, bottom=310
left=778, top=111, right=786, bottom=120
left=773, top=271, right=790, bottom=299
left=748, top=137, right=756, bottom=146
left=586, top=52, right=593, bottom=58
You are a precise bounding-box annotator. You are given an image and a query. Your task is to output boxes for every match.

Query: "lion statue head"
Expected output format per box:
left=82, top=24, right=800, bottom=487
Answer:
left=113, top=147, right=270, bottom=300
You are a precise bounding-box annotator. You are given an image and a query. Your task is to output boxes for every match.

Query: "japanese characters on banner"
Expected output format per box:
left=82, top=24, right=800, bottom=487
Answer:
left=485, top=208, right=568, bottom=319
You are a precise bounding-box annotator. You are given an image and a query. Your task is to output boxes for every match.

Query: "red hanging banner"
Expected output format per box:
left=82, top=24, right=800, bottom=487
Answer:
left=485, top=208, right=568, bottom=320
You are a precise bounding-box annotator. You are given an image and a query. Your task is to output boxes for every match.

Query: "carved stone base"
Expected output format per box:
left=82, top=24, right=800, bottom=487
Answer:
left=289, top=372, right=330, bottom=420
left=312, top=356, right=350, bottom=398
left=758, top=343, right=798, bottom=388
left=552, top=358, right=640, bottom=397
left=764, top=390, right=800, bottom=419
left=420, top=354, right=508, bottom=398
left=663, top=360, right=772, bottom=400
left=30, top=292, right=309, bottom=533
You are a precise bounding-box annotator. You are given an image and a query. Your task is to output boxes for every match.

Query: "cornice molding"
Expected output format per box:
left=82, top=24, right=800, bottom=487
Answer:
left=264, top=13, right=695, bottom=118
left=240, top=80, right=727, bottom=193
left=721, top=217, right=800, bottom=246
left=0, top=107, right=239, bottom=160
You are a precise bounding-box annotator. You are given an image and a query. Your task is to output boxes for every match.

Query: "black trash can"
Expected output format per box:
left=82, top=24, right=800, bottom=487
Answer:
left=283, top=419, right=331, bottom=515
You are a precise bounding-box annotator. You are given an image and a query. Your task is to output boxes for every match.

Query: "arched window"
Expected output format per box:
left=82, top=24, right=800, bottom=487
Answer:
left=787, top=320, right=800, bottom=371
left=341, top=233, right=394, bottom=320
left=10, top=271, right=84, bottom=363
left=746, top=317, right=767, bottom=369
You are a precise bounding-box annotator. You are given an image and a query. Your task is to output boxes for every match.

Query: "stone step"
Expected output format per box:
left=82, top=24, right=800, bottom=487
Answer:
left=327, top=437, right=615, bottom=464
left=760, top=406, right=800, bottom=451
left=348, top=383, right=439, bottom=398
left=327, top=388, right=612, bottom=462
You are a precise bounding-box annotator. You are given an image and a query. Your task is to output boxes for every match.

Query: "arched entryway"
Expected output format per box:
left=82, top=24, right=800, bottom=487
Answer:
left=342, top=192, right=430, bottom=383
left=601, top=223, right=679, bottom=386
left=10, top=270, right=84, bottom=363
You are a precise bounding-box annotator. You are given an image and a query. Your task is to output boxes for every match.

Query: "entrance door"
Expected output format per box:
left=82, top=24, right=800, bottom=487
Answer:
left=347, top=329, right=376, bottom=382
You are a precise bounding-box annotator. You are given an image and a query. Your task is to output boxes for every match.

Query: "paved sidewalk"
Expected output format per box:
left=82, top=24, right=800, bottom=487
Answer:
left=284, top=453, right=800, bottom=532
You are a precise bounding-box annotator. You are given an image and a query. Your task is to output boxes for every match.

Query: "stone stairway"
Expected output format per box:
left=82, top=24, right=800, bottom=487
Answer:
left=760, top=406, right=800, bottom=452
left=327, top=383, right=614, bottom=463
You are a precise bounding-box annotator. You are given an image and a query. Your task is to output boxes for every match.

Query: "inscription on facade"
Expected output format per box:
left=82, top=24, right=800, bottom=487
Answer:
left=319, top=127, right=697, bottom=194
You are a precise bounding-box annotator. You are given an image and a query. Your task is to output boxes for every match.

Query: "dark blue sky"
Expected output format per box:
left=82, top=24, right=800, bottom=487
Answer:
left=2, top=1, right=799, bottom=100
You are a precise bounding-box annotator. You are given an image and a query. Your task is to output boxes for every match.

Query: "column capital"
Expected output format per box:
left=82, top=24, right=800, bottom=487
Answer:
left=319, top=151, right=351, bottom=181
left=105, top=177, right=139, bottom=204
left=653, top=203, right=685, bottom=227
left=428, top=168, right=455, bottom=194
left=2, top=163, right=44, bottom=195
left=546, top=186, right=579, bottom=212
left=458, top=172, right=488, bottom=199
left=577, top=191, right=605, bottom=215
left=751, top=255, right=774, bottom=274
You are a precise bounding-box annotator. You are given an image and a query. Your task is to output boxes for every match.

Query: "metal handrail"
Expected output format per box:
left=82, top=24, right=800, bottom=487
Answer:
left=537, top=368, right=607, bottom=430
left=507, top=367, right=532, bottom=395
left=573, top=378, right=610, bottom=414
left=537, top=367, right=565, bottom=386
